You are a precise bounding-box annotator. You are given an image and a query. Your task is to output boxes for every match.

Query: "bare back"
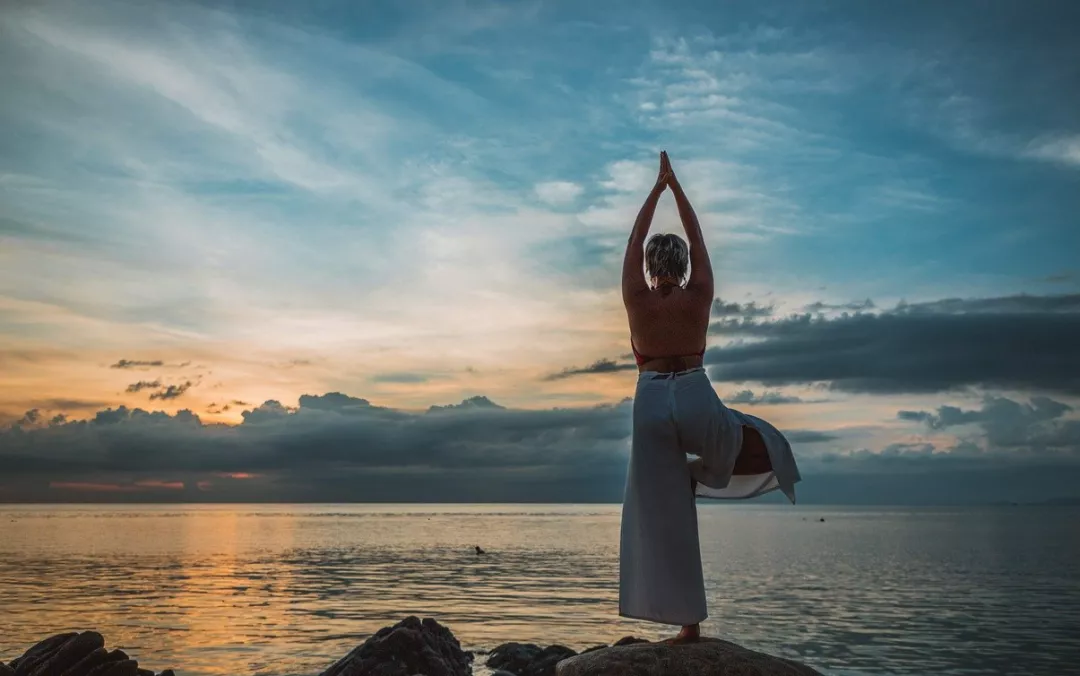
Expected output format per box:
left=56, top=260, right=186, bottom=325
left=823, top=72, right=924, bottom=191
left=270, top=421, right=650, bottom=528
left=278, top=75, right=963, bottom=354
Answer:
left=626, top=284, right=711, bottom=372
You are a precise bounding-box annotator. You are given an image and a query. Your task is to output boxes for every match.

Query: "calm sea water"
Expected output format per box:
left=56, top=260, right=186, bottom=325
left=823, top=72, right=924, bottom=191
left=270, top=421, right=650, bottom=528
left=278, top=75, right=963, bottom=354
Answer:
left=1, top=504, right=1077, bottom=676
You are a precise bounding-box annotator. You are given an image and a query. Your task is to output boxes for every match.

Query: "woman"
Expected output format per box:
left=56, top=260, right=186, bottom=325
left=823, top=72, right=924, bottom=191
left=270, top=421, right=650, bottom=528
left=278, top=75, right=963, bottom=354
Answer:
left=619, top=151, right=801, bottom=643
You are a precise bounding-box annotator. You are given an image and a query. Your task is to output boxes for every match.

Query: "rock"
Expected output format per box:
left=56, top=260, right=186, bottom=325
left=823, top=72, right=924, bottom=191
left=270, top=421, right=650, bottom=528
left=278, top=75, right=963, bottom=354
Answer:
left=318, top=616, right=472, bottom=676
left=12, top=632, right=105, bottom=676
left=491, top=671, right=519, bottom=676
left=554, top=638, right=823, bottom=676
left=9, top=633, right=77, bottom=673
left=61, top=647, right=111, bottom=675
left=86, top=661, right=139, bottom=676
left=487, top=643, right=576, bottom=676
left=487, top=643, right=542, bottom=674
left=613, top=637, right=649, bottom=647
left=4, top=632, right=165, bottom=676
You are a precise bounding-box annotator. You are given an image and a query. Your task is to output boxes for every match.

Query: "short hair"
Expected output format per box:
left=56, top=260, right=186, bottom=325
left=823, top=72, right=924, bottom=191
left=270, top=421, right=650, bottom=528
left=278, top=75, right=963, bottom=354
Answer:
left=645, top=233, right=689, bottom=281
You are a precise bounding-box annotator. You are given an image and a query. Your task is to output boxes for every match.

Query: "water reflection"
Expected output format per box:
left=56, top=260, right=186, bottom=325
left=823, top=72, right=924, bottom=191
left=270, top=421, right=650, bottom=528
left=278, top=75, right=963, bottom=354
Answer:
left=1, top=505, right=1078, bottom=676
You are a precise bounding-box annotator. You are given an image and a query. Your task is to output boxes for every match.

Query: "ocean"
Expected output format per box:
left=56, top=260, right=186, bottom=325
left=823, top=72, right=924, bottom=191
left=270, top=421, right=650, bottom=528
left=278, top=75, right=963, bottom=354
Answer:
left=1, top=504, right=1077, bottom=676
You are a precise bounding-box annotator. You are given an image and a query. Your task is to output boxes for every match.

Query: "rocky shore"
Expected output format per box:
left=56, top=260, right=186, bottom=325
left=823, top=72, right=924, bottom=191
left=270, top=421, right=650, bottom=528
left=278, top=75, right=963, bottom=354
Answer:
left=3, top=616, right=822, bottom=676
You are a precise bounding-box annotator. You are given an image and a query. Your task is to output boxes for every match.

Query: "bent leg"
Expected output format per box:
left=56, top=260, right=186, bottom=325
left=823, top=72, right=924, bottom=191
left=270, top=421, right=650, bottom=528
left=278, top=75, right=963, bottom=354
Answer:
left=731, top=425, right=774, bottom=476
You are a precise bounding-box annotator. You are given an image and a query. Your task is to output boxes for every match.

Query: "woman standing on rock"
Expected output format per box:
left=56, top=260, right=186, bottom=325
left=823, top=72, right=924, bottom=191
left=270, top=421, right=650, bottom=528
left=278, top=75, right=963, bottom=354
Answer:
left=619, top=151, right=801, bottom=643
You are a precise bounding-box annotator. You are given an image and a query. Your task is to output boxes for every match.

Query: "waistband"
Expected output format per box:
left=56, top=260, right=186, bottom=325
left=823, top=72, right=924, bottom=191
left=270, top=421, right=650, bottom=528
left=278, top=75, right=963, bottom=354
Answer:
left=637, top=366, right=706, bottom=380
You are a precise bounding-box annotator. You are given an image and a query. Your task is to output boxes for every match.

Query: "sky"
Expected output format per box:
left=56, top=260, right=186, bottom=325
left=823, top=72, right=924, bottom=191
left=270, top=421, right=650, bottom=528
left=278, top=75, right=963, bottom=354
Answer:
left=1, top=0, right=1078, bottom=503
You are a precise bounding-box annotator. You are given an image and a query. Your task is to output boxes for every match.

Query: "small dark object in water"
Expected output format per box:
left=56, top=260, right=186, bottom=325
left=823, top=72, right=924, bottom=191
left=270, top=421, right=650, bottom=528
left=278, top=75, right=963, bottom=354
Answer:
left=819, top=518, right=825, bottom=522
left=475, top=545, right=485, bottom=555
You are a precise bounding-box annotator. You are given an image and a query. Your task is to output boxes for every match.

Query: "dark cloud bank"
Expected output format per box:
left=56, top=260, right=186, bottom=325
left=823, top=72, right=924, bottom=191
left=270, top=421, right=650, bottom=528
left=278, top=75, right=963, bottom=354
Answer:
left=706, top=293, right=1080, bottom=395
left=2, top=293, right=1079, bottom=504
left=557, top=292, right=1080, bottom=396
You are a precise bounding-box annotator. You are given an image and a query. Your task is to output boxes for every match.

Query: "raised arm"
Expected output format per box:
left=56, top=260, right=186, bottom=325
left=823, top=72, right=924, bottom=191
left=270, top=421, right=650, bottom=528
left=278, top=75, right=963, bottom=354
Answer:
left=667, top=160, right=714, bottom=296
left=621, top=152, right=671, bottom=306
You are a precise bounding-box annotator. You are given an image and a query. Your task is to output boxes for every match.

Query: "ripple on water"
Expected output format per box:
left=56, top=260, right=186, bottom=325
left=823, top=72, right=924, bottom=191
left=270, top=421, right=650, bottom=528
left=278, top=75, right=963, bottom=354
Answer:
left=1, top=504, right=1078, bottom=676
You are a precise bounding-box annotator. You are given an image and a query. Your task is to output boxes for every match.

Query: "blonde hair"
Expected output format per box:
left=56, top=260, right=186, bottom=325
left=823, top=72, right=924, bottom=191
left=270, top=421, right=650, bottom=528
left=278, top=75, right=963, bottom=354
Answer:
left=645, top=233, right=689, bottom=282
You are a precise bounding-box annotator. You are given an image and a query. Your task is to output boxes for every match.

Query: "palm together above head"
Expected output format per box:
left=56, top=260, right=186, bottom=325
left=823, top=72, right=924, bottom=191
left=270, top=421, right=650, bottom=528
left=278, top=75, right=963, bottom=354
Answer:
left=622, top=150, right=714, bottom=306
left=653, top=150, right=676, bottom=192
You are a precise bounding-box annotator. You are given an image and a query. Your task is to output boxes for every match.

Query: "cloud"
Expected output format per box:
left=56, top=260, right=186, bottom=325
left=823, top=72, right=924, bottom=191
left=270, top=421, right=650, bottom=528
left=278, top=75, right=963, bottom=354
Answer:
left=726, top=389, right=804, bottom=405
left=711, top=298, right=774, bottom=319
left=15, top=409, right=43, bottom=428
left=110, top=359, right=165, bottom=369
left=2, top=388, right=1077, bottom=503
left=125, top=380, right=162, bottom=393
left=1024, top=134, right=1080, bottom=169
left=370, top=372, right=431, bottom=384
left=0, top=393, right=635, bottom=501
left=534, top=181, right=583, bottom=206
left=898, top=396, right=1077, bottom=451
left=544, top=358, right=637, bottom=381
left=148, top=381, right=194, bottom=400
left=29, top=398, right=111, bottom=411
left=804, top=299, right=875, bottom=313
left=428, top=395, right=505, bottom=413
left=706, top=293, right=1080, bottom=395
left=133, top=479, right=185, bottom=490
left=785, top=429, right=839, bottom=444
left=49, top=482, right=141, bottom=493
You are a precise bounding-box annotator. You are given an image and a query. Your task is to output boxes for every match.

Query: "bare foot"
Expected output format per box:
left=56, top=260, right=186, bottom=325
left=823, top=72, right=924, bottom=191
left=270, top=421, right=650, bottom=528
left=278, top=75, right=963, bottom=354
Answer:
left=661, top=624, right=700, bottom=645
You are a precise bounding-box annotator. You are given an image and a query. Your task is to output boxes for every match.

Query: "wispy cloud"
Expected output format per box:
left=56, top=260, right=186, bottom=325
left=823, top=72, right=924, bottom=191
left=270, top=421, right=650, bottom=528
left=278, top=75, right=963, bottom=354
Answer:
left=111, top=359, right=165, bottom=369
left=544, top=358, right=637, bottom=381
left=535, top=181, right=583, bottom=206
left=148, top=381, right=194, bottom=401
left=125, top=380, right=162, bottom=393
left=726, top=389, right=805, bottom=405
left=1024, top=134, right=1080, bottom=168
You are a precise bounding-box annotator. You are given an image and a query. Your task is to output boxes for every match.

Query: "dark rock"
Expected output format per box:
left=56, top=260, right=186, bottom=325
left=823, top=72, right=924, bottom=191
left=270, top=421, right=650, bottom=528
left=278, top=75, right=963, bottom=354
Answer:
left=555, top=638, right=823, bottom=676
left=89, top=661, right=139, bottom=676
left=136, top=669, right=155, bottom=676
left=10, top=633, right=78, bottom=673
left=527, top=645, right=578, bottom=676
left=60, top=646, right=110, bottom=675
left=31, top=631, right=104, bottom=676
left=581, top=646, right=607, bottom=655
left=612, top=637, right=649, bottom=647
left=1, top=663, right=14, bottom=676
left=487, top=643, right=576, bottom=676
left=5, top=634, right=155, bottom=676
left=491, top=671, right=518, bottom=676
left=318, top=616, right=472, bottom=676
left=487, top=643, right=543, bottom=674
left=157, top=671, right=176, bottom=676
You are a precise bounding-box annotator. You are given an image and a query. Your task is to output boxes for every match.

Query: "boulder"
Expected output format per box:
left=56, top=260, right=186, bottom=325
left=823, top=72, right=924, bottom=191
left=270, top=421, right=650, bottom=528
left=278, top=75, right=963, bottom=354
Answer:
left=487, top=642, right=577, bottom=676
left=554, top=638, right=823, bottom=676
left=3, top=633, right=172, bottom=676
left=487, top=643, right=544, bottom=673
left=318, top=616, right=472, bottom=676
